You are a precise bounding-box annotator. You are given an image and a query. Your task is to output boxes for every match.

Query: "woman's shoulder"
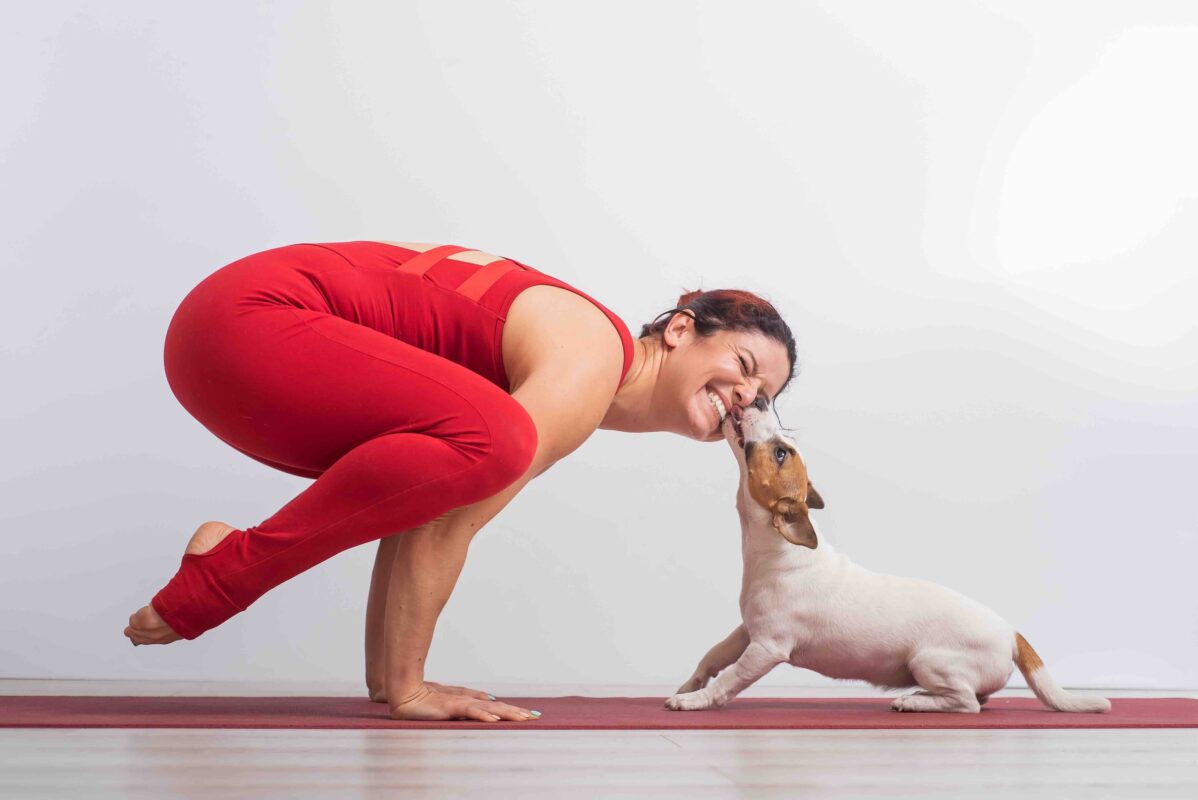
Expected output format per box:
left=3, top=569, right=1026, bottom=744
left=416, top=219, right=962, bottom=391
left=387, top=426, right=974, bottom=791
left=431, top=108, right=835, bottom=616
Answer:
left=375, top=240, right=631, bottom=394
left=502, top=284, right=627, bottom=395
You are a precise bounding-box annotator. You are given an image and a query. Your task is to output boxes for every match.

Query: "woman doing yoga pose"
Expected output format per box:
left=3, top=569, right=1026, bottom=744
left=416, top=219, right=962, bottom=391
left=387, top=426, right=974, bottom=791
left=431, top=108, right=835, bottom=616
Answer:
left=123, top=240, right=796, bottom=722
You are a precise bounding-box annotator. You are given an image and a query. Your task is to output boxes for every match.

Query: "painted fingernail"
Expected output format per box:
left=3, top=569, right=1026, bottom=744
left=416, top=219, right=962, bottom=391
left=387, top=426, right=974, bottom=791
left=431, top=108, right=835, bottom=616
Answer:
left=531, top=710, right=541, bottom=717
left=487, top=694, right=496, bottom=700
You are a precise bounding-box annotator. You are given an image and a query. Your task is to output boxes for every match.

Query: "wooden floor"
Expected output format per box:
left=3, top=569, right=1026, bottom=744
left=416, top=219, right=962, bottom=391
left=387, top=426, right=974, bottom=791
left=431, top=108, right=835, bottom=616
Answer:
left=2, top=681, right=1196, bottom=799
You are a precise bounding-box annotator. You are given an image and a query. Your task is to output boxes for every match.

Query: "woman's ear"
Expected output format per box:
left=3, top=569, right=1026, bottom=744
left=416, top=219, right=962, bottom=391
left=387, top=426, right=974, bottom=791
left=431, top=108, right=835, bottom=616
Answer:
left=771, top=498, right=818, bottom=549
left=806, top=482, right=824, bottom=509
left=662, top=310, right=695, bottom=347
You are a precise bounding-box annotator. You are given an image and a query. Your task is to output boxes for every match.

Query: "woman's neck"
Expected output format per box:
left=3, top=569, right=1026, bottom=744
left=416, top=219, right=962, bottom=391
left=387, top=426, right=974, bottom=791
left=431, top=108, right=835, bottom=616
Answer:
left=599, top=337, right=661, bottom=432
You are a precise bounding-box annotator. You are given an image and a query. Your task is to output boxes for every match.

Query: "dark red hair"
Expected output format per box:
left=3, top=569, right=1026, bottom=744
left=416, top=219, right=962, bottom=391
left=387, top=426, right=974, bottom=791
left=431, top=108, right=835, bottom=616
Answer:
left=639, top=289, right=798, bottom=398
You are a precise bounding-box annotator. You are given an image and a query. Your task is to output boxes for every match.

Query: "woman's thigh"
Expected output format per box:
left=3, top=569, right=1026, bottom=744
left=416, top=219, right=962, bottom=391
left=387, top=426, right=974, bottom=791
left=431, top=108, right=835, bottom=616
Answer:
left=164, top=292, right=523, bottom=476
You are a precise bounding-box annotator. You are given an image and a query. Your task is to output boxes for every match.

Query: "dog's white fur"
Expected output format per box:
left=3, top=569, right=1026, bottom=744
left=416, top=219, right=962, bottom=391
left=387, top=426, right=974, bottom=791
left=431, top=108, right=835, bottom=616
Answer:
left=665, top=403, right=1110, bottom=714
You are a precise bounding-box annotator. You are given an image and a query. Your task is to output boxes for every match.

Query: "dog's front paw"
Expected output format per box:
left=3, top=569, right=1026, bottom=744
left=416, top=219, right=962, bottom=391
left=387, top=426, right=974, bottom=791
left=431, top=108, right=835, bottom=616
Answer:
left=665, top=690, right=713, bottom=711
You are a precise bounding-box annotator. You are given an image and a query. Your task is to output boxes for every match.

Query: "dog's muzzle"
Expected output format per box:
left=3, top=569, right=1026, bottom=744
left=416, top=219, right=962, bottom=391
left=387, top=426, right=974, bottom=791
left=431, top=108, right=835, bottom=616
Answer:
left=729, top=405, right=746, bottom=448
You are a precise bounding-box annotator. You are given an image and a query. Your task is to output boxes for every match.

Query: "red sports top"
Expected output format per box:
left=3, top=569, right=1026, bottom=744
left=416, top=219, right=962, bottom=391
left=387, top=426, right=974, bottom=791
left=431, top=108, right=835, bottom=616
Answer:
left=299, top=241, right=635, bottom=393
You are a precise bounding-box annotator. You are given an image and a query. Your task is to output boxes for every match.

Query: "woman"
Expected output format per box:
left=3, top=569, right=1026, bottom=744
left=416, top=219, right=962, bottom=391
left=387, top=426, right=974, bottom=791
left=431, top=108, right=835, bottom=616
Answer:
left=123, top=240, right=797, bottom=722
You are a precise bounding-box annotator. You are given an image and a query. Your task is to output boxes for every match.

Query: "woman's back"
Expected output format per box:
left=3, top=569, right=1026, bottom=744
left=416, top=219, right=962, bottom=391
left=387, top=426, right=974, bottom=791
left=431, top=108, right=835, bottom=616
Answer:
left=294, top=240, right=635, bottom=392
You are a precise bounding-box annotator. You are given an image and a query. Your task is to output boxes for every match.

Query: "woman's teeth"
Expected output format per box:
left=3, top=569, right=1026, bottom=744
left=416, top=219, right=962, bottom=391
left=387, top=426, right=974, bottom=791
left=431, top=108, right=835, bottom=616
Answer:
left=706, top=389, right=727, bottom=423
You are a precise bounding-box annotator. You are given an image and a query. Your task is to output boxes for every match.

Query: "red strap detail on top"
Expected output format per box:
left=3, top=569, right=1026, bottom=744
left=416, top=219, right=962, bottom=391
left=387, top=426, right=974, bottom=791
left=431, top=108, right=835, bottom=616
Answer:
left=395, top=244, right=470, bottom=277
left=455, top=258, right=524, bottom=302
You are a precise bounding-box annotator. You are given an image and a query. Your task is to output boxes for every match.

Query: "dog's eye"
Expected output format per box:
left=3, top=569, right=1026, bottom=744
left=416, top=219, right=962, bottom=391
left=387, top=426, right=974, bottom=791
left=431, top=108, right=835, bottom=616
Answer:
left=774, top=446, right=788, bottom=463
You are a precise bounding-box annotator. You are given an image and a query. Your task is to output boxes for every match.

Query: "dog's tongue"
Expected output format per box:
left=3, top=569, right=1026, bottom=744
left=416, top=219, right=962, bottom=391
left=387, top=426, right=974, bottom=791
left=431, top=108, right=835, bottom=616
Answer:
left=730, top=405, right=744, bottom=422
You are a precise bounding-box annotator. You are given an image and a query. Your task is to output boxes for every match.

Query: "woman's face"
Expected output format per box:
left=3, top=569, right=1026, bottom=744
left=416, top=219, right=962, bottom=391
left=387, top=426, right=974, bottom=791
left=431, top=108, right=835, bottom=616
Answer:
left=656, top=313, right=792, bottom=442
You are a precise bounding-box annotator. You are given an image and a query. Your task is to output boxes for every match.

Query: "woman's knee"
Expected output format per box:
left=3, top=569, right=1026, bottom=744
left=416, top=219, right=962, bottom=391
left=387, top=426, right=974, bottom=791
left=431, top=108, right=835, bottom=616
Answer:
left=477, top=397, right=538, bottom=492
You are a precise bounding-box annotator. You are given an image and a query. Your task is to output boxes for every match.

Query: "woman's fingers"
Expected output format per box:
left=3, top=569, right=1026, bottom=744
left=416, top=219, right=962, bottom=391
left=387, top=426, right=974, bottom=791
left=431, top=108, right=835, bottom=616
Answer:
left=390, top=684, right=542, bottom=722
left=458, top=700, right=537, bottom=722
left=482, top=701, right=540, bottom=721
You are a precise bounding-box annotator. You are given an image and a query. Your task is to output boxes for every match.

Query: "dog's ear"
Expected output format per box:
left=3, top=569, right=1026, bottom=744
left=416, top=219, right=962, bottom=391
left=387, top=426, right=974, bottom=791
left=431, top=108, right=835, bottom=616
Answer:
left=806, top=482, right=824, bottom=509
left=772, top=498, right=818, bottom=549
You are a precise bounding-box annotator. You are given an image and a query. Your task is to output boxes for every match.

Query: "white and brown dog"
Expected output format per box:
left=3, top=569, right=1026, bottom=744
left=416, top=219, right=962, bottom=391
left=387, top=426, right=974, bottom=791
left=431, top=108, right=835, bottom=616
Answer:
left=665, top=397, right=1110, bottom=714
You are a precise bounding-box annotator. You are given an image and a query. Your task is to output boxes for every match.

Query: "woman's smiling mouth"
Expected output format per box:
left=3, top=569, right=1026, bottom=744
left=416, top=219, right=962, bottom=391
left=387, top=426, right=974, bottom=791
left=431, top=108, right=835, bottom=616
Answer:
left=703, top=385, right=745, bottom=446
left=705, top=386, right=728, bottom=427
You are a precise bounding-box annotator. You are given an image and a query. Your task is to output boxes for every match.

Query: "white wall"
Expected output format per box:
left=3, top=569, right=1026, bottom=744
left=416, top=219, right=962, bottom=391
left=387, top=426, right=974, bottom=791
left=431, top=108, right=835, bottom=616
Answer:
left=2, top=0, right=1195, bottom=689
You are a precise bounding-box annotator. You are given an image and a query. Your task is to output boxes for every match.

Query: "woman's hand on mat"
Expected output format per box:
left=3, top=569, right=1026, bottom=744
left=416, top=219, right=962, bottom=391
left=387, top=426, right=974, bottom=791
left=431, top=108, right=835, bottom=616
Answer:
left=124, top=604, right=182, bottom=645
left=388, top=682, right=541, bottom=722
left=368, top=680, right=495, bottom=704
left=369, top=681, right=493, bottom=704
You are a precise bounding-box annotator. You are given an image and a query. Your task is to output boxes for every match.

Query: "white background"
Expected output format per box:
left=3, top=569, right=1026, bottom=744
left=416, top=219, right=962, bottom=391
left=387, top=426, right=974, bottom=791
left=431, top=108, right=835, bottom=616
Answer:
left=2, top=1, right=1195, bottom=690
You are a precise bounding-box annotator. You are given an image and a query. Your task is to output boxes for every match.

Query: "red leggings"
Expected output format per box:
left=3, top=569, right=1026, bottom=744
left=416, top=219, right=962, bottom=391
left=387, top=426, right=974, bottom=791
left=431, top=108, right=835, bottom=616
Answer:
left=150, top=245, right=538, bottom=639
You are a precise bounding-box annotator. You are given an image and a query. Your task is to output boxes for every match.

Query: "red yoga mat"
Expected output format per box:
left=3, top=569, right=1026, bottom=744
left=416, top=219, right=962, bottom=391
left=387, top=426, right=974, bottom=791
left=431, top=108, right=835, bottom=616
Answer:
left=1, top=695, right=1195, bottom=729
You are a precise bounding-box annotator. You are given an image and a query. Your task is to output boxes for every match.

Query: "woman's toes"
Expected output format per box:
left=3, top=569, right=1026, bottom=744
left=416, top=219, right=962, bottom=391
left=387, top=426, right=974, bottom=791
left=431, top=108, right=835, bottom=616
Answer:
left=126, top=522, right=234, bottom=646
left=126, top=523, right=232, bottom=647
left=125, top=604, right=182, bottom=645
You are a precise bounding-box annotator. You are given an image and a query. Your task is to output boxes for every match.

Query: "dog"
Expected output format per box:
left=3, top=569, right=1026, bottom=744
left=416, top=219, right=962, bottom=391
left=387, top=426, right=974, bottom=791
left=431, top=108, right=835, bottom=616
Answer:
left=665, top=397, right=1110, bottom=714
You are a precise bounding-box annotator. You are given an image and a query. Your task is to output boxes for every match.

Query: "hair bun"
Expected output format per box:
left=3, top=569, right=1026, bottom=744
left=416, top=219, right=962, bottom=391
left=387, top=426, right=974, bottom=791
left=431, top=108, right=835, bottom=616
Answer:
left=676, top=289, right=704, bottom=306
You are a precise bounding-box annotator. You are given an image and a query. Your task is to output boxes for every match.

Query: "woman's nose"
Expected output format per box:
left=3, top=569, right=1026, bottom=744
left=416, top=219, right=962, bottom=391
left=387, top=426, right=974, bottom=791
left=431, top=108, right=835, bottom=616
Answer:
left=735, top=384, right=768, bottom=411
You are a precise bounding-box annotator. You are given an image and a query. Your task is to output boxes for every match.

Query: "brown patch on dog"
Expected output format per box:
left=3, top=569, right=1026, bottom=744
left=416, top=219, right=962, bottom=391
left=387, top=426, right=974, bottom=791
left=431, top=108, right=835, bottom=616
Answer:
left=1014, top=632, right=1044, bottom=673
left=745, top=437, right=821, bottom=548
left=806, top=483, right=824, bottom=509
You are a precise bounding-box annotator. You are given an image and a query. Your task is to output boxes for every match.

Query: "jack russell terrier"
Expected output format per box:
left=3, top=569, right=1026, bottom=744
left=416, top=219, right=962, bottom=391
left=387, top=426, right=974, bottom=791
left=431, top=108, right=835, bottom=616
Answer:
left=665, top=396, right=1110, bottom=714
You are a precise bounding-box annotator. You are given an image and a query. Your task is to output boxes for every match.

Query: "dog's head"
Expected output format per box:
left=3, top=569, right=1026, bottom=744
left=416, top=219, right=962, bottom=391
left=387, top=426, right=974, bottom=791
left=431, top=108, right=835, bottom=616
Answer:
left=721, top=397, right=824, bottom=548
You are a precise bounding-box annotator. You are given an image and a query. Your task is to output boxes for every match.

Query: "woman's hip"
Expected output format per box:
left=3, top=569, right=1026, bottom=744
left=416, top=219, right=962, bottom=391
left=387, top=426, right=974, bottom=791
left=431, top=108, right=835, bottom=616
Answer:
left=162, top=246, right=529, bottom=474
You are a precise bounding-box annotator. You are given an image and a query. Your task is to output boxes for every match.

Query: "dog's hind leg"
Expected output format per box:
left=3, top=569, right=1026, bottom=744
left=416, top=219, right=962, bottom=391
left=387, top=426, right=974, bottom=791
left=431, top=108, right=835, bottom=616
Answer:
left=905, top=687, right=989, bottom=705
left=673, top=623, right=750, bottom=694
left=890, top=651, right=982, bottom=713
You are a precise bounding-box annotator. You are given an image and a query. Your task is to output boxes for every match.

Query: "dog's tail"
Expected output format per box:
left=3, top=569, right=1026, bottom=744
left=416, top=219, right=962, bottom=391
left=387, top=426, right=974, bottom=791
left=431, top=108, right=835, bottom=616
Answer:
left=1012, top=632, right=1110, bottom=713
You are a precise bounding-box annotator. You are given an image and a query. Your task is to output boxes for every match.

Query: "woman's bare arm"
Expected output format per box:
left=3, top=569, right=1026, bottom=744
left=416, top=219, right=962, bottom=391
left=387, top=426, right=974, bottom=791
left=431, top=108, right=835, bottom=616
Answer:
left=364, top=535, right=399, bottom=700
left=380, top=362, right=620, bottom=717
left=365, top=436, right=553, bottom=704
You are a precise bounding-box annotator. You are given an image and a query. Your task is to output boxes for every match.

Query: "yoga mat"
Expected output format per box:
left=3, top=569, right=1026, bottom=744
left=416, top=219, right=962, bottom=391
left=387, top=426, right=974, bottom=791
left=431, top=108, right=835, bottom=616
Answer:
left=2, top=696, right=1195, bottom=730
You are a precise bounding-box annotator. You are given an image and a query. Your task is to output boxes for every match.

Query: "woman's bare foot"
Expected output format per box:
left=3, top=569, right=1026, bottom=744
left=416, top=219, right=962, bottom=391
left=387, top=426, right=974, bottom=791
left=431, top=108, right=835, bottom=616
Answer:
left=123, top=521, right=236, bottom=646
left=182, top=520, right=237, bottom=557
left=369, top=681, right=495, bottom=704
